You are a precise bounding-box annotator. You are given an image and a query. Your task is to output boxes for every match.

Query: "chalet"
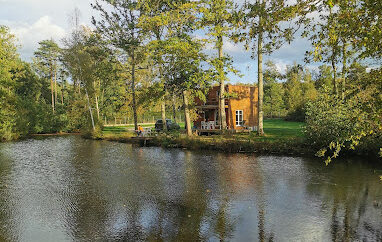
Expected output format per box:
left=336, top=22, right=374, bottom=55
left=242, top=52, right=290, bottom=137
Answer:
left=194, top=85, right=258, bottom=132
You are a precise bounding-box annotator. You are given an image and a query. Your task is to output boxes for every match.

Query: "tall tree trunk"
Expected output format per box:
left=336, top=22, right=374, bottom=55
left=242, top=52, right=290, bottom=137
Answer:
left=156, top=33, right=167, bottom=131
left=131, top=52, right=138, bottom=131
left=183, top=90, right=192, bottom=136
left=161, top=97, right=167, bottom=131
left=61, top=82, right=64, bottom=105
left=172, top=92, right=177, bottom=122
left=332, top=55, right=338, bottom=96
left=94, top=81, right=100, bottom=120
left=257, top=27, right=264, bottom=136
left=95, top=96, right=100, bottom=120
left=50, top=66, right=55, bottom=113
left=85, top=88, right=95, bottom=131
left=341, top=42, right=347, bottom=100
left=101, top=88, right=105, bottom=107
left=217, top=35, right=227, bottom=130
left=54, top=65, right=58, bottom=106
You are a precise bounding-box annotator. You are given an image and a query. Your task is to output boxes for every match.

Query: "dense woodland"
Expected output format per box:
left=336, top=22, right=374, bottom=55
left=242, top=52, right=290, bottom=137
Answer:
left=0, top=0, right=381, bottom=160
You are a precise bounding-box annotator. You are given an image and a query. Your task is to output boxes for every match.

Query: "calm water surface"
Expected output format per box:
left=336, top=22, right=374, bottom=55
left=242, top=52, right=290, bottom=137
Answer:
left=0, top=136, right=381, bottom=241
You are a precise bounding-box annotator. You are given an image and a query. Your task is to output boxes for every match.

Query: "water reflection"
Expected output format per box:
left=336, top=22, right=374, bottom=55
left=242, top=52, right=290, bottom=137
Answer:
left=0, top=136, right=381, bottom=241
left=304, top=161, right=382, bottom=241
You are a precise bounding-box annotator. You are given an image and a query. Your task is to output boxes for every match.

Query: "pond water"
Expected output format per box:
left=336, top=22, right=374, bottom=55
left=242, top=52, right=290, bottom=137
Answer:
left=0, top=136, right=381, bottom=241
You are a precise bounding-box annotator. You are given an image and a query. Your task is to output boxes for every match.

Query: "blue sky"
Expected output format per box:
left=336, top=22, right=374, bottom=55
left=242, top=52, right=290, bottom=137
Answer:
left=0, top=0, right=316, bottom=83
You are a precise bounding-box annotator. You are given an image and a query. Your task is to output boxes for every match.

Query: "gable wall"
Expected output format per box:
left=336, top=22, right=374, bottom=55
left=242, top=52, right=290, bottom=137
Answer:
left=227, top=85, right=258, bottom=130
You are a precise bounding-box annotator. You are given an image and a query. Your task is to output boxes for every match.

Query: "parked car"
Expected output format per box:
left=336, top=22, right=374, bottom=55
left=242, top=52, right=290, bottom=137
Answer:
left=155, top=119, right=180, bottom=131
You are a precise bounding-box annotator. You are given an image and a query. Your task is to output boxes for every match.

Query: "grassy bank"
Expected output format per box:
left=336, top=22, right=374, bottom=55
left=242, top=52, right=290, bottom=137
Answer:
left=103, top=122, right=185, bottom=132
left=100, top=119, right=311, bottom=156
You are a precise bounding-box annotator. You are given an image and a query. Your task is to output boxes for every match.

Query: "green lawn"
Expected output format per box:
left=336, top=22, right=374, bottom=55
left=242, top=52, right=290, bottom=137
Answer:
left=103, top=119, right=304, bottom=140
left=103, top=122, right=185, bottom=133
left=101, top=119, right=306, bottom=155
left=262, top=119, right=305, bottom=139
left=103, top=123, right=154, bottom=134
left=102, top=126, right=130, bottom=134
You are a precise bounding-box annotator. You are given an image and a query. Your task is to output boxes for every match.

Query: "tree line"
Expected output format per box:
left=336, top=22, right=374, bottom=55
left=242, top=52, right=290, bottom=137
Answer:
left=0, top=0, right=381, bottom=160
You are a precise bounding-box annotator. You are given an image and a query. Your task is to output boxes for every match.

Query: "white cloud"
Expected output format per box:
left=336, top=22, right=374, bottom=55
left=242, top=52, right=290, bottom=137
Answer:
left=0, top=0, right=316, bottom=83
left=273, top=59, right=289, bottom=74
left=2, top=16, right=66, bottom=60
left=0, top=0, right=95, bottom=59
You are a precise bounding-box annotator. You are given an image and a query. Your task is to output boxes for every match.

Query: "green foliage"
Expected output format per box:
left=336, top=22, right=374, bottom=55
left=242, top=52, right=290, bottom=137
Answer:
left=283, top=64, right=317, bottom=121
left=0, top=26, right=23, bottom=141
left=0, top=0, right=380, bottom=167
left=33, top=39, right=61, bottom=80
left=264, top=83, right=285, bottom=118
left=305, top=72, right=382, bottom=162
left=349, top=0, right=382, bottom=59
left=240, top=0, right=308, bottom=55
left=315, top=65, right=334, bottom=91
left=263, top=61, right=285, bottom=118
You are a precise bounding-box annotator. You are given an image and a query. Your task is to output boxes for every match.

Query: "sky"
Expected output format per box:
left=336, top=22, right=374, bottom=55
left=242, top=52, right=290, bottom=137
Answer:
left=0, top=0, right=316, bottom=83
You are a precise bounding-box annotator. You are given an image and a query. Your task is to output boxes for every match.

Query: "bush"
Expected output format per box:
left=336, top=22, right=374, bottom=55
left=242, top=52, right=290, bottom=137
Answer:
left=284, top=105, right=306, bottom=122
left=305, top=86, right=381, bottom=162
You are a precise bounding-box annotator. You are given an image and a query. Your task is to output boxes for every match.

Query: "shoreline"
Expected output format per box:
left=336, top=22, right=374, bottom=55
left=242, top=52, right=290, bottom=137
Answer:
left=3, top=132, right=379, bottom=161
left=97, top=133, right=314, bottom=157
left=31, top=132, right=81, bottom=136
left=95, top=133, right=381, bottom=161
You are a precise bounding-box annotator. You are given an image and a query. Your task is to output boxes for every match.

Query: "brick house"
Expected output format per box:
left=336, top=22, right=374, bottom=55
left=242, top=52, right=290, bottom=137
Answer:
left=194, top=85, right=258, bottom=131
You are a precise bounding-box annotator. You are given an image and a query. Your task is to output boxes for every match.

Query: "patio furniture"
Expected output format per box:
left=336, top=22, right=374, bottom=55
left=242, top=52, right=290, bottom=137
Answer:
left=201, top=121, right=208, bottom=129
left=208, top=121, right=215, bottom=129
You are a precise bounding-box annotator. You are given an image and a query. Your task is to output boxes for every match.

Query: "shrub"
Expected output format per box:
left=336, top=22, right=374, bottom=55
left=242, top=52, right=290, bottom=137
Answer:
left=305, top=84, right=381, bottom=163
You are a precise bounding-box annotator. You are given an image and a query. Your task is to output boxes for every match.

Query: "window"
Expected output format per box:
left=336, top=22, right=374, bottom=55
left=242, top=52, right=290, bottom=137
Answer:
left=236, top=110, right=243, bottom=126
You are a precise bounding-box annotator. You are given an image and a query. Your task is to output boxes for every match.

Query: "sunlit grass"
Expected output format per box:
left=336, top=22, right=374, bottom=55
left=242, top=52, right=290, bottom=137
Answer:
left=103, top=119, right=304, bottom=141
left=103, top=121, right=186, bottom=134
left=261, top=119, right=305, bottom=140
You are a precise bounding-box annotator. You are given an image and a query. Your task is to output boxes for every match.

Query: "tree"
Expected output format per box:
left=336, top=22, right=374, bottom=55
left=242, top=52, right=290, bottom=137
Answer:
left=315, top=65, right=333, bottom=91
left=34, top=39, right=61, bottom=113
left=199, top=0, right=239, bottom=130
left=92, top=0, right=146, bottom=131
left=303, top=0, right=381, bottom=161
left=263, top=61, right=284, bottom=118
left=282, top=64, right=317, bottom=121
left=305, top=72, right=381, bottom=163
left=301, top=69, right=318, bottom=104
left=62, top=27, right=109, bottom=131
left=240, top=0, right=308, bottom=135
left=303, top=0, right=357, bottom=99
left=283, top=64, right=304, bottom=120
left=139, top=0, right=196, bottom=131
left=0, top=26, right=23, bottom=140
left=161, top=35, right=210, bottom=136
left=349, top=0, right=382, bottom=59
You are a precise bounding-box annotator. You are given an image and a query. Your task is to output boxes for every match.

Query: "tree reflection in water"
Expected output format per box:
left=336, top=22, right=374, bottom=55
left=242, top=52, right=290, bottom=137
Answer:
left=0, top=136, right=381, bottom=241
left=305, top=161, right=382, bottom=241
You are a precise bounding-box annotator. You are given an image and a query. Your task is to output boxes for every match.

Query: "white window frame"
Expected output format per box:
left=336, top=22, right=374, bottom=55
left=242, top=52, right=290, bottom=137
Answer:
left=236, top=110, right=243, bottom=126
